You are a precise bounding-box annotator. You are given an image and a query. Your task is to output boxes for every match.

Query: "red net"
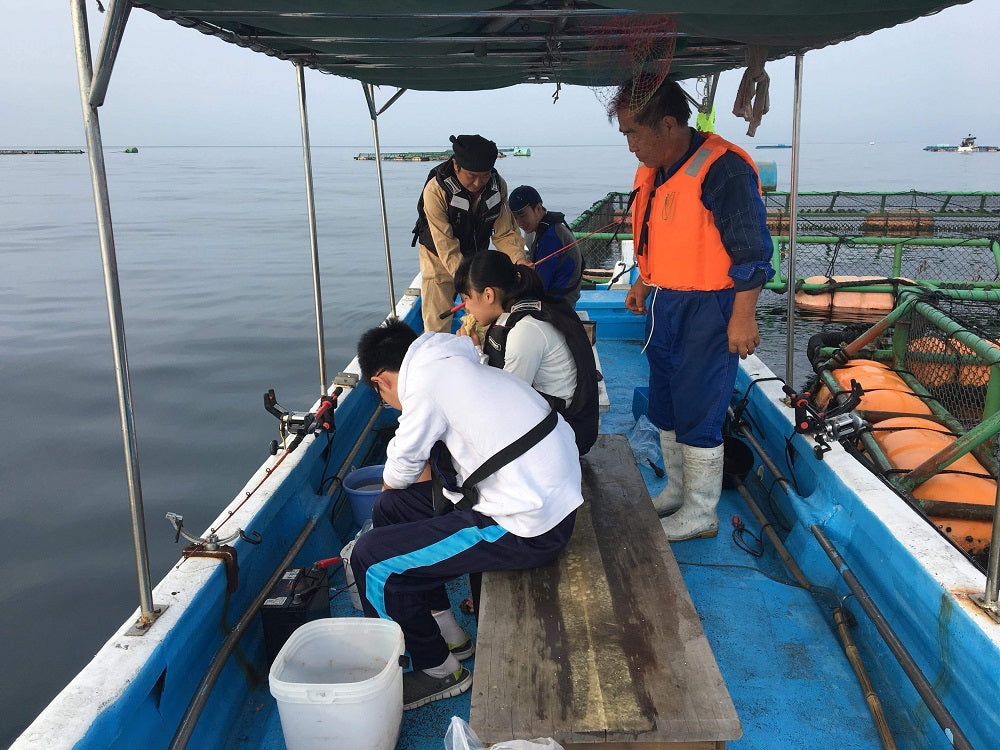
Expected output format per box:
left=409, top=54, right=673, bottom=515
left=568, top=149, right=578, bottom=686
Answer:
left=583, top=14, right=678, bottom=115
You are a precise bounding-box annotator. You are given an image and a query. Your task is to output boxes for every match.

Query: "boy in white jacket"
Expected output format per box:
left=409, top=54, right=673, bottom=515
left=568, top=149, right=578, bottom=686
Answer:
left=352, top=320, right=582, bottom=709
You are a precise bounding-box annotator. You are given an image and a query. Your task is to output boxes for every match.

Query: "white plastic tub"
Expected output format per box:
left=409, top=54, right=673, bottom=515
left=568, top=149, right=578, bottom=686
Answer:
left=269, top=618, right=405, bottom=750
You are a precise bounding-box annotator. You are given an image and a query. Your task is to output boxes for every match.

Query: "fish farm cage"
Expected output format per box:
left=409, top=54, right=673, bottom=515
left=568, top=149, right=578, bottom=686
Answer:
left=571, top=191, right=1000, bottom=295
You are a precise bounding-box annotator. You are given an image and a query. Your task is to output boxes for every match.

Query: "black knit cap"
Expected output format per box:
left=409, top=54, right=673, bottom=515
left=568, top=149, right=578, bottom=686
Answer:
left=450, top=134, right=498, bottom=172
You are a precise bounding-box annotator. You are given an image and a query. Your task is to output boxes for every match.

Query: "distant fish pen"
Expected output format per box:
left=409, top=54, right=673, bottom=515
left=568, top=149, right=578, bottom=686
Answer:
left=354, top=147, right=528, bottom=161
left=1, top=149, right=84, bottom=155
left=570, top=191, right=1000, bottom=302
left=354, top=151, right=452, bottom=161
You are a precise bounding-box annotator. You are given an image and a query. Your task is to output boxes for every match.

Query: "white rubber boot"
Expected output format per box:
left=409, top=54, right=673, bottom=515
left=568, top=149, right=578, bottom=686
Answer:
left=660, top=443, right=724, bottom=541
left=651, top=430, right=685, bottom=515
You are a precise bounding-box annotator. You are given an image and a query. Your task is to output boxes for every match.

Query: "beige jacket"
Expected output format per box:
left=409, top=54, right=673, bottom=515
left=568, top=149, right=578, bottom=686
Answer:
left=420, top=173, right=526, bottom=276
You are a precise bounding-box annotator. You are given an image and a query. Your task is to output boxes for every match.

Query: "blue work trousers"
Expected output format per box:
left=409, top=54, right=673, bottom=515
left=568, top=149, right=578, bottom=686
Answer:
left=644, top=287, right=737, bottom=447
left=351, top=481, right=576, bottom=670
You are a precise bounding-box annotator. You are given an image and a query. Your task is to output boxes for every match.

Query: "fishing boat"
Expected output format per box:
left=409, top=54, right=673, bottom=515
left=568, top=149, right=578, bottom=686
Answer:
left=924, top=135, right=1000, bottom=152
left=15, top=2, right=1000, bottom=750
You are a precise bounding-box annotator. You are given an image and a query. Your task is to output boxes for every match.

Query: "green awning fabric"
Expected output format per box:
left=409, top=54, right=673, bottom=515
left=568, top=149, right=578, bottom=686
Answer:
left=133, top=1, right=970, bottom=91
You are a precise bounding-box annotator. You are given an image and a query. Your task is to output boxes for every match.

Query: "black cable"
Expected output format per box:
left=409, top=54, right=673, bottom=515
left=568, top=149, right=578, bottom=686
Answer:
left=675, top=560, right=804, bottom=589
left=317, top=431, right=337, bottom=494
left=731, top=517, right=764, bottom=558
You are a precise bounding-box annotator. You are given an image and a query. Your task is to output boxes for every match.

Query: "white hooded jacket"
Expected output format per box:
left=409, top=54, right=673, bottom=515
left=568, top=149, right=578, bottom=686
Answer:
left=383, top=333, right=583, bottom=537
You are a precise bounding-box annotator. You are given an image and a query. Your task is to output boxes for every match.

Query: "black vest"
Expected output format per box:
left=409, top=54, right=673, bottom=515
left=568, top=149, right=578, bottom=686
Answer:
left=412, top=160, right=503, bottom=257
left=484, top=299, right=599, bottom=455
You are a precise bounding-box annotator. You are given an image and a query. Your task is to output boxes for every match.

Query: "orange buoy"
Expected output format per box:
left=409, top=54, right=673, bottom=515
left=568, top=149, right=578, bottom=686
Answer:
left=929, top=515, right=993, bottom=557
left=908, top=336, right=966, bottom=386
left=957, top=340, right=999, bottom=387
left=872, top=416, right=951, bottom=433
left=842, top=359, right=890, bottom=369
left=795, top=276, right=900, bottom=314
left=815, top=365, right=929, bottom=417
left=878, top=429, right=989, bottom=475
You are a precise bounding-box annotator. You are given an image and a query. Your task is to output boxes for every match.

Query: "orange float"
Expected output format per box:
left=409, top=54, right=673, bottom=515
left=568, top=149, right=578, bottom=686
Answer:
left=876, top=429, right=989, bottom=475
left=794, top=276, right=902, bottom=314
left=868, top=420, right=997, bottom=558
left=815, top=365, right=931, bottom=417
left=908, top=336, right=999, bottom=387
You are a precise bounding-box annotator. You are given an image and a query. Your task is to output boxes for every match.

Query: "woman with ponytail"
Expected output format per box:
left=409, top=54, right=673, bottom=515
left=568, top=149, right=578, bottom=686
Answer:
left=454, top=252, right=598, bottom=454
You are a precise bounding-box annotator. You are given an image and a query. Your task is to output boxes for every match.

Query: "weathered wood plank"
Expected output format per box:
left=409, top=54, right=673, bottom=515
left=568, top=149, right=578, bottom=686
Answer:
left=471, top=433, right=740, bottom=746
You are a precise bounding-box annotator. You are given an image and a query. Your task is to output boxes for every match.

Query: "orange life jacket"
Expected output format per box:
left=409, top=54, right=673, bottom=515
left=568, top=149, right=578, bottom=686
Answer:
left=632, top=132, right=761, bottom=291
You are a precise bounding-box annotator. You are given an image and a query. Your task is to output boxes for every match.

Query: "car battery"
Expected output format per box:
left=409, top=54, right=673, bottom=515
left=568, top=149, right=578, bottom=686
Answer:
left=261, top=565, right=330, bottom=663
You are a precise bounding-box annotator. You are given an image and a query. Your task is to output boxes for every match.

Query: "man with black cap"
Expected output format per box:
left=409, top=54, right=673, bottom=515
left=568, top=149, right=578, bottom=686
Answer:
left=508, top=185, right=584, bottom=308
left=412, top=134, right=526, bottom=332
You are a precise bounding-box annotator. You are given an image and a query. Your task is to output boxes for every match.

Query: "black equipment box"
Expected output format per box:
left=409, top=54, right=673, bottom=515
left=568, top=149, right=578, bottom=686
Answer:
left=261, top=566, right=330, bottom=663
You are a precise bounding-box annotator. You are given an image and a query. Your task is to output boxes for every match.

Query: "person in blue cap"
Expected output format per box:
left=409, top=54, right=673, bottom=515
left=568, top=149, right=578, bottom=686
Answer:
left=507, top=185, right=584, bottom=308
left=412, top=135, right=526, bottom=333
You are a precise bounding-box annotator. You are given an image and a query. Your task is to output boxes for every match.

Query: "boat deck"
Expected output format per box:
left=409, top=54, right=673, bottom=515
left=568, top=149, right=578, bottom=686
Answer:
left=224, top=300, right=895, bottom=750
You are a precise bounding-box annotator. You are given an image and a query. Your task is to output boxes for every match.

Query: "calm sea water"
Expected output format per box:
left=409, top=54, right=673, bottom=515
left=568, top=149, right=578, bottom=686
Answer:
left=1, top=142, right=997, bottom=743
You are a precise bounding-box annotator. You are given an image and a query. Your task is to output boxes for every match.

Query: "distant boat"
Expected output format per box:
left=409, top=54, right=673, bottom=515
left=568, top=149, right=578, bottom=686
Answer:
left=124, top=147, right=139, bottom=153
left=755, top=144, right=791, bottom=149
left=511, top=146, right=531, bottom=156
left=924, top=134, right=999, bottom=152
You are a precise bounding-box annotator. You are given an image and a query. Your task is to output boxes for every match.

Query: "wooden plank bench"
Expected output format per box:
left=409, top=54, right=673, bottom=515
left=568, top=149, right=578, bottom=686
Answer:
left=471, top=433, right=741, bottom=749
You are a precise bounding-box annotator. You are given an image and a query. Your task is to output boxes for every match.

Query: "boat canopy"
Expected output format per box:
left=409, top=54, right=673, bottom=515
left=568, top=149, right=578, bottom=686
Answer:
left=132, top=1, right=969, bottom=90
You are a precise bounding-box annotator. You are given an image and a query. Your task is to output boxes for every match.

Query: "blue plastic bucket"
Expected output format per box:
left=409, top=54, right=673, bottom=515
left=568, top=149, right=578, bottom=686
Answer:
left=343, top=465, right=384, bottom=527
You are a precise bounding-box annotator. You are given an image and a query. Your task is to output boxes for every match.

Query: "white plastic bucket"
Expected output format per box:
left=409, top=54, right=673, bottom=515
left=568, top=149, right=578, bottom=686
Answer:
left=269, top=618, right=405, bottom=750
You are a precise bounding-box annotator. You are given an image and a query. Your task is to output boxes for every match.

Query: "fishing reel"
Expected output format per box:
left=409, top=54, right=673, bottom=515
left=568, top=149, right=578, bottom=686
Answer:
left=783, top=379, right=869, bottom=460
left=264, top=386, right=343, bottom=455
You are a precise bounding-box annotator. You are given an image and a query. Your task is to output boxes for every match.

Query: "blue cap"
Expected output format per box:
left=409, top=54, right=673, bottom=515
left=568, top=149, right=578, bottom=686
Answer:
left=508, top=185, right=542, bottom=213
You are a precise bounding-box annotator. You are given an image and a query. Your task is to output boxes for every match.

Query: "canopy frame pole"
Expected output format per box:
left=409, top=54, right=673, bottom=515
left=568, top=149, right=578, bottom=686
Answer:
left=295, top=63, right=328, bottom=393
left=362, top=83, right=399, bottom=319
left=71, top=0, right=163, bottom=632
left=88, top=0, right=132, bottom=108
left=784, top=53, right=804, bottom=385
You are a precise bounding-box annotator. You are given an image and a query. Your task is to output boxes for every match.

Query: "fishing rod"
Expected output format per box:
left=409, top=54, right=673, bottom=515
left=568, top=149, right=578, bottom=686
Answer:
left=438, top=217, right=624, bottom=320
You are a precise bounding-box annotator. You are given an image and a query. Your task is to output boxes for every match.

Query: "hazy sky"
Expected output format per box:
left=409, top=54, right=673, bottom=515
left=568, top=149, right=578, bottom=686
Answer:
left=2, top=1, right=997, bottom=149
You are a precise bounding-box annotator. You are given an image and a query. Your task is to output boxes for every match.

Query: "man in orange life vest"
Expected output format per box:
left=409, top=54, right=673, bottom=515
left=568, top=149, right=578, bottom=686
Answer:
left=614, top=77, right=774, bottom=541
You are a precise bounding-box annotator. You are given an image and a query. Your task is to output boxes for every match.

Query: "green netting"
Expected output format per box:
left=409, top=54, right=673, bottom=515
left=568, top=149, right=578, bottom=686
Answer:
left=903, top=293, right=1000, bottom=441
left=569, top=192, right=634, bottom=270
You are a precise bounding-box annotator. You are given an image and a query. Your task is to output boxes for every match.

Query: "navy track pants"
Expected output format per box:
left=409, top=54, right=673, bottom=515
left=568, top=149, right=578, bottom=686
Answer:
left=351, top=481, right=576, bottom=670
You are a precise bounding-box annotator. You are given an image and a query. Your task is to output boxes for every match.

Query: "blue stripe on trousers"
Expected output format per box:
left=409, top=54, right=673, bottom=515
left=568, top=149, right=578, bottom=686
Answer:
left=365, top=524, right=508, bottom=619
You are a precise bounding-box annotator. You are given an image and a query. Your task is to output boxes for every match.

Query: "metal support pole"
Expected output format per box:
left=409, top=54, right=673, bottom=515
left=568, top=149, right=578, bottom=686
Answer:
left=972, top=480, right=1000, bottom=622
left=362, top=83, right=398, bottom=319
left=784, top=53, right=804, bottom=385
left=88, top=0, right=132, bottom=108
left=295, top=64, right=328, bottom=394
left=71, top=0, right=161, bottom=630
